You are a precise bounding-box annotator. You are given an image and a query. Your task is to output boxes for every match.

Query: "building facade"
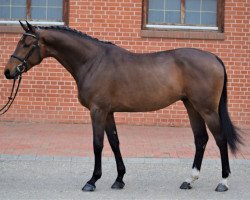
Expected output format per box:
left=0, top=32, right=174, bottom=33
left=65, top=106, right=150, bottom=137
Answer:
left=0, top=0, right=249, bottom=128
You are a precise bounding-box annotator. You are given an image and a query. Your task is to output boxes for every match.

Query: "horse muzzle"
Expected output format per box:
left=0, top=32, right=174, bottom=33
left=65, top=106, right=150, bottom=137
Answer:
left=4, top=69, right=12, bottom=79
left=4, top=68, right=22, bottom=80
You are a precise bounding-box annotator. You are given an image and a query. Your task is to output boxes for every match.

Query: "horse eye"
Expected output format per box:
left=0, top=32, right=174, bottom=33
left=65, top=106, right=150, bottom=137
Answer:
left=23, top=43, right=30, bottom=48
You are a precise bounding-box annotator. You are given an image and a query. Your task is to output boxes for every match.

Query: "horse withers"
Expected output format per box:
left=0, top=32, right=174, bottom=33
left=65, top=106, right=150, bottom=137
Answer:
left=4, top=21, right=242, bottom=192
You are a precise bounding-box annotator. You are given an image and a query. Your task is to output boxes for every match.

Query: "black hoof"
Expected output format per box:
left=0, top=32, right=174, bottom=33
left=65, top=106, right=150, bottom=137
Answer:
left=111, top=180, right=125, bottom=189
left=180, top=182, right=192, bottom=190
left=82, top=183, right=96, bottom=192
left=215, top=183, right=228, bottom=192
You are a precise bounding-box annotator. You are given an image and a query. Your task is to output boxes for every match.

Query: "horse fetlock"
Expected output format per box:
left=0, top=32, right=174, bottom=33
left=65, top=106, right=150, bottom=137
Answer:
left=185, top=177, right=198, bottom=185
left=188, top=167, right=200, bottom=183
left=93, top=172, right=102, bottom=180
left=221, top=178, right=229, bottom=187
left=222, top=170, right=231, bottom=179
left=192, top=175, right=199, bottom=182
left=118, top=167, right=126, bottom=176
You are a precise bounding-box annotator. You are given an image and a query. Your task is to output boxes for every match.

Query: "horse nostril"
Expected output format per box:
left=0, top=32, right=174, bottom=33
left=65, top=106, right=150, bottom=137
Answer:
left=4, top=69, right=11, bottom=79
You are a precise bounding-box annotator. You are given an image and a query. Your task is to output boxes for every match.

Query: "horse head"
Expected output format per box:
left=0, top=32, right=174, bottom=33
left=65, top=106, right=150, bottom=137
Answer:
left=4, top=21, right=43, bottom=79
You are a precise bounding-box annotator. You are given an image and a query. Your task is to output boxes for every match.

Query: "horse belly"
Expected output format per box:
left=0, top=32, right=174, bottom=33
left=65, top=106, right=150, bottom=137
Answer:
left=132, top=94, right=181, bottom=112
left=112, top=77, right=183, bottom=112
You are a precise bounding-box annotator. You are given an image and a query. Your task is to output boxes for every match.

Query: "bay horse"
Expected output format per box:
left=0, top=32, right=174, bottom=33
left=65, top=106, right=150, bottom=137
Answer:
left=4, top=21, right=241, bottom=192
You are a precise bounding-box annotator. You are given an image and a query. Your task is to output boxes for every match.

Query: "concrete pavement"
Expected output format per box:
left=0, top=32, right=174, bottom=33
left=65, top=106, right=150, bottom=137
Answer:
left=1, top=155, right=250, bottom=200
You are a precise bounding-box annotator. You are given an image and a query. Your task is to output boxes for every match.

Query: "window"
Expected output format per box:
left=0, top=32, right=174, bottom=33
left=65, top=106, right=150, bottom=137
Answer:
left=0, top=0, right=69, bottom=25
left=143, top=0, right=224, bottom=32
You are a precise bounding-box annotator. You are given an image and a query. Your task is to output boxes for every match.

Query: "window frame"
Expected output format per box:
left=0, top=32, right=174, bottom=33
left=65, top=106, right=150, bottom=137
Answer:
left=0, top=0, right=69, bottom=31
left=142, top=0, right=225, bottom=33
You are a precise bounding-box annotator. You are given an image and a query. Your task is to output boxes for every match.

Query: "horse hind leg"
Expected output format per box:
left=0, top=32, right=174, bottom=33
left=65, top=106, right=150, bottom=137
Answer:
left=202, top=110, right=230, bottom=192
left=180, top=100, right=209, bottom=190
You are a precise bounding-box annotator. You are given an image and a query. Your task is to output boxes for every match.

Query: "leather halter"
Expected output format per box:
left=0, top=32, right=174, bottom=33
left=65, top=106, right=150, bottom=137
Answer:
left=10, top=32, right=40, bottom=75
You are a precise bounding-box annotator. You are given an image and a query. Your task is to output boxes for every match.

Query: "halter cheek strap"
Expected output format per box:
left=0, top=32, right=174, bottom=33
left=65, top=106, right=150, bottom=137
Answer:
left=10, top=32, right=40, bottom=75
left=11, top=54, right=27, bottom=73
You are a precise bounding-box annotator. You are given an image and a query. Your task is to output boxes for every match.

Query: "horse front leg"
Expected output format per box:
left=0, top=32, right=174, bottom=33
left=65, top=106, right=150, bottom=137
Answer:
left=82, top=107, right=107, bottom=192
left=105, top=113, right=126, bottom=189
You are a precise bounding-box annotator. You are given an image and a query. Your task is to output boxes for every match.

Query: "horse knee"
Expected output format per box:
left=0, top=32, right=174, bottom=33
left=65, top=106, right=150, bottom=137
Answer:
left=94, top=143, right=103, bottom=154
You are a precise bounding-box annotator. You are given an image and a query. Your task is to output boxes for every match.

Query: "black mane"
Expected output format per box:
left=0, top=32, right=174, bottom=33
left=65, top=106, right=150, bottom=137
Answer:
left=37, top=25, right=115, bottom=46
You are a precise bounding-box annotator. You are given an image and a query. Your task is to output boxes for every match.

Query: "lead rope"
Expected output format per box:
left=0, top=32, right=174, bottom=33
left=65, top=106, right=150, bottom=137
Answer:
left=0, top=75, right=22, bottom=115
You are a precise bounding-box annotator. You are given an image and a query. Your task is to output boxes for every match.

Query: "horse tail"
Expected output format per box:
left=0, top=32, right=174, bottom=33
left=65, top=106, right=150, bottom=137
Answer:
left=216, top=56, right=242, bottom=154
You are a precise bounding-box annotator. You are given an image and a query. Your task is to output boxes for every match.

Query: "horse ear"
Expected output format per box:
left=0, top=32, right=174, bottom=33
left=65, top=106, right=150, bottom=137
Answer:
left=19, top=20, right=29, bottom=32
left=25, top=21, right=36, bottom=33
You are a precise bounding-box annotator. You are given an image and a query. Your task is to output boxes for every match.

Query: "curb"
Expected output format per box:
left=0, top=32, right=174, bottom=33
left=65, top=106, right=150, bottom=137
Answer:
left=1, top=154, right=250, bottom=165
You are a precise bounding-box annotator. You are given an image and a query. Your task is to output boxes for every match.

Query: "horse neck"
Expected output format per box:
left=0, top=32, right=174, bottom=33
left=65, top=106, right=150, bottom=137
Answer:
left=40, top=29, right=101, bottom=81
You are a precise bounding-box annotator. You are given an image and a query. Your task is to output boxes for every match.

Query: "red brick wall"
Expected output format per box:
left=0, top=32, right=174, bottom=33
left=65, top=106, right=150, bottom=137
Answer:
left=0, top=0, right=249, bottom=128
